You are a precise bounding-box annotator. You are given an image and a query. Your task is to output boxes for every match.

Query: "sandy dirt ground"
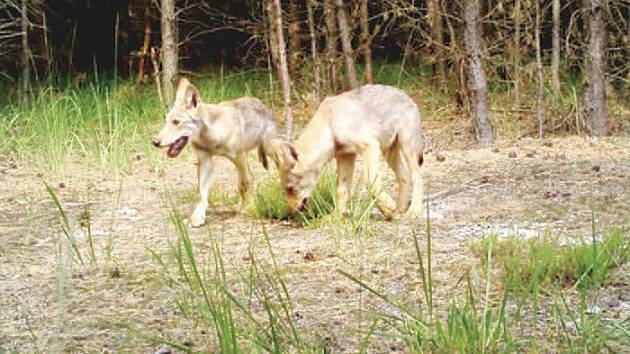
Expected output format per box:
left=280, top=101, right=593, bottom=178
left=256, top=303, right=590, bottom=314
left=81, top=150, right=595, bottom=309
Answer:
left=1, top=135, right=629, bottom=352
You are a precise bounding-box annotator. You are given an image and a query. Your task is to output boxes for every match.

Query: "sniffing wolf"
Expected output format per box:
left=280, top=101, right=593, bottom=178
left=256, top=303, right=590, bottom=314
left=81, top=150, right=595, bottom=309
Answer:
left=272, top=84, right=424, bottom=220
left=152, top=78, right=278, bottom=227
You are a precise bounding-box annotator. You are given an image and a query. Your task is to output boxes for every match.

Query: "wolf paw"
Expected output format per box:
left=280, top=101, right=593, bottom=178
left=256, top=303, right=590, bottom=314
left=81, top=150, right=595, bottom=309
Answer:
left=188, top=212, right=207, bottom=228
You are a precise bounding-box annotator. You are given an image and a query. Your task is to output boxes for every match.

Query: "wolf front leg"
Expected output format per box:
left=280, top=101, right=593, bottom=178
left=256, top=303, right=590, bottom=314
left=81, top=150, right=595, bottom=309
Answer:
left=190, top=151, right=214, bottom=227
left=335, top=153, right=356, bottom=215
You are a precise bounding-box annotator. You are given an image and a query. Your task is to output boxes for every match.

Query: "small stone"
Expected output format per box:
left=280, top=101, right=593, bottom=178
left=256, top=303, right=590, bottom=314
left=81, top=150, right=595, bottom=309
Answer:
left=435, top=152, right=446, bottom=162
left=586, top=305, right=602, bottom=315
left=154, top=344, right=173, bottom=354
left=526, top=152, right=535, bottom=158
left=592, top=165, right=600, bottom=172
left=58, top=182, right=66, bottom=189
left=508, top=151, right=517, bottom=158
left=608, top=299, right=620, bottom=308
left=303, top=251, right=317, bottom=262
left=492, top=147, right=500, bottom=153
left=542, top=140, right=553, bottom=147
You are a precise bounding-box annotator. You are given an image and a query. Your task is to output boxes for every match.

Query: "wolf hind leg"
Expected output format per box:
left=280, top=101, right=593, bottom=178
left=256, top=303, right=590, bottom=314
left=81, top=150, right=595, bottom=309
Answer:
left=362, top=141, right=396, bottom=219
left=401, top=144, right=424, bottom=219
left=385, top=144, right=412, bottom=214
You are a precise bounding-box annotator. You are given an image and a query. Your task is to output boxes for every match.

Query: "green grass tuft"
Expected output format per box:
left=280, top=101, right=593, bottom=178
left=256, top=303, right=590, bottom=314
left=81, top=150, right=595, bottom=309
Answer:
left=469, top=228, right=630, bottom=292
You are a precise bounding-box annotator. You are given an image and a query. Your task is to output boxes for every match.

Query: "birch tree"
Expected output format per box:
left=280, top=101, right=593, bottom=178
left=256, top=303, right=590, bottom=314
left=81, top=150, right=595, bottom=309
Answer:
left=359, top=0, right=374, bottom=83
left=336, top=0, right=359, bottom=90
left=270, top=0, right=294, bottom=139
left=21, top=0, right=30, bottom=104
left=161, top=0, right=178, bottom=105
left=583, top=0, right=608, bottom=136
left=306, top=0, right=322, bottom=101
left=323, top=0, right=338, bottom=92
left=551, top=0, right=561, bottom=93
left=464, top=0, right=493, bottom=145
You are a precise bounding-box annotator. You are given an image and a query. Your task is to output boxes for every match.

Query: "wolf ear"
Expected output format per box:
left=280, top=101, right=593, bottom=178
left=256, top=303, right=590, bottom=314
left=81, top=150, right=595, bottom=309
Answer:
left=175, top=78, right=200, bottom=109
left=185, top=85, right=199, bottom=109
left=270, top=139, right=298, bottom=166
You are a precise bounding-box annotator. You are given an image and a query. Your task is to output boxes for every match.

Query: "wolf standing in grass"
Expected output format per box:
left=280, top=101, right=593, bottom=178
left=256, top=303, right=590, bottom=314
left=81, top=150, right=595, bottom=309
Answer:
left=153, top=78, right=278, bottom=227
left=273, top=85, right=424, bottom=220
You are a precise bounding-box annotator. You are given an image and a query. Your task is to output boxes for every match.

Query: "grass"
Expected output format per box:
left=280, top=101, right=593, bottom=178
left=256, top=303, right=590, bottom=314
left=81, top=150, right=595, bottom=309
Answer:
left=2, top=62, right=628, bottom=175
left=338, top=206, right=629, bottom=352
left=469, top=228, right=630, bottom=292
left=252, top=167, right=337, bottom=226
left=34, top=175, right=630, bottom=352
left=147, top=198, right=324, bottom=352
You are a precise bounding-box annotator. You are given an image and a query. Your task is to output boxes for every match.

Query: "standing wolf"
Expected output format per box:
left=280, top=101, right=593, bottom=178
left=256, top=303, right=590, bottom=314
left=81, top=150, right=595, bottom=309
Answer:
left=153, top=78, right=278, bottom=227
left=272, top=84, right=424, bottom=220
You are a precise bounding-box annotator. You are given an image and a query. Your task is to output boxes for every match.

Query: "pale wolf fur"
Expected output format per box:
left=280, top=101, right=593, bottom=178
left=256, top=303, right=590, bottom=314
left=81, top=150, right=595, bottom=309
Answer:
left=272, top=84, right=424, bottom=219
left=153, top=78, right=278, bottom=227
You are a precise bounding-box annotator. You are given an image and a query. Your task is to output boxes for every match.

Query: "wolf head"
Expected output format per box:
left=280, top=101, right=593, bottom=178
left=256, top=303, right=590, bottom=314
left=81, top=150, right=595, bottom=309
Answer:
left=271, top=139, right=317, bottom=215
left=152, top=78, right=202, bottom=158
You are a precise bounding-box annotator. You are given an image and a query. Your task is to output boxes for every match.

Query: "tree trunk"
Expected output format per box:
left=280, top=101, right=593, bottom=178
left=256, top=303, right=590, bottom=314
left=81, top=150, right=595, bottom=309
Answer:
left=535, top=0, right=544, bottom=139
left=306, top=0, right=322, bottom=102
left=464, top=0, right=493, bottom=145
left=160, top=0, right=178, bottom=106
left=359, top=0, right=373, bottom=83
left=288, top=0, right=301, bottom=80
left=137, top=0, right=152, bottom=84
left=323, top=0, right=338, bottom=92
left=551, top=0, right=561, bottom=93
left=583, top=0, right=608, bottom=136
left=270, top=0, right=294, bottom=140
left=335, top=0, right=359, bottom=90
left=21, top=0, right=30, bottom=104
left=427, top=0, right=444, bottom=84
left=511, top=0, right=521, bottom=108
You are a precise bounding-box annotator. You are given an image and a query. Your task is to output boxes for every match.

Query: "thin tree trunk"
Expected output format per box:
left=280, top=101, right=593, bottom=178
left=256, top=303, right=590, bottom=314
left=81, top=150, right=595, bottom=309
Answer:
left=288, top=0, right=301, bottom=80
left=21, top=0, right=30, bottom=104
left=535, top=0, right=544, bottom=139
left=583, top=0, right=608, bottom=136
left=160, top=0, right=178, bottom=105
left=551, top=0, right=561, bottom=93
left=270, top=0, right=294, bottom=140
left=335, top=0, right=359, bottom=90
left=150, top=47, right=164, bottom=106
left=323, top=0, right=338, bottom=92
left=512, top=0, right=521, bottom=108
left=427, top=0, right=444, bottom=84
left=359, top=0, right=373, bottom=83
left=465, top=0, right=493, bottom=145
left=306, top=0, right=322, bottom=102
left=137, top=0, right=152, bottom=83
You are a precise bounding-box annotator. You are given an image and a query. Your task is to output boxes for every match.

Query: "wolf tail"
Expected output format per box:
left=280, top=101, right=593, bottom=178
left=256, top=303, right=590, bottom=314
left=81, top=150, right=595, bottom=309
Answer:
left=258, top=143, right=269, bottom=170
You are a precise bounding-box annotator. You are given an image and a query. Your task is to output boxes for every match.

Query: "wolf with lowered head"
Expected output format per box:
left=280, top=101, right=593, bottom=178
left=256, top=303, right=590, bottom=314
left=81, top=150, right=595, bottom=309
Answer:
left=272, top=84, right=424, bottom=220
left=153, top=78, right=278, bottom=227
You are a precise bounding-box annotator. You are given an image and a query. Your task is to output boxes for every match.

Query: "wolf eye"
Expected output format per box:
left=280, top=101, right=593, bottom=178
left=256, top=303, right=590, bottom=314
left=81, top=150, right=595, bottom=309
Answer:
left=172, top=119, right=180, bottom=125
left=286, top=186, right=296, bottom=195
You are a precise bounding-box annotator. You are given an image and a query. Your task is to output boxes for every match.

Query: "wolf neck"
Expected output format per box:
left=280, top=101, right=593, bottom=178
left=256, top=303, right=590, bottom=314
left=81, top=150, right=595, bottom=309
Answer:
left=294, top=122, right=335, bottom=175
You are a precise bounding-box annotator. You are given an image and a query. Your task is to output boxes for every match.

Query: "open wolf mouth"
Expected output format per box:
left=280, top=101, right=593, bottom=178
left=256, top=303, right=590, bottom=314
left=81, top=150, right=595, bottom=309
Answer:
left=167, top=136, right=188, bottom=158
